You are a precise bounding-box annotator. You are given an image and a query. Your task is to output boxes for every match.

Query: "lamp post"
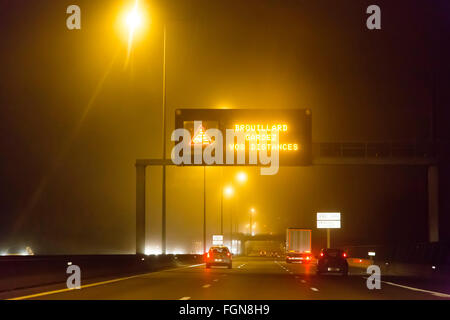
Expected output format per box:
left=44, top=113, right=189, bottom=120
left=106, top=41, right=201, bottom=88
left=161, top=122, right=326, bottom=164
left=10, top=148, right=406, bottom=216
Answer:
left=123, top=1, right=168, bottom=255
left=161, top=23, right=167, bottom=254
left=235, top=170, right=247, bottom=235
left=203, top=166, right=206, bottom=253
left=250, top=207, right=255, bottom=236
left=223, top=185, right=234, bottom=249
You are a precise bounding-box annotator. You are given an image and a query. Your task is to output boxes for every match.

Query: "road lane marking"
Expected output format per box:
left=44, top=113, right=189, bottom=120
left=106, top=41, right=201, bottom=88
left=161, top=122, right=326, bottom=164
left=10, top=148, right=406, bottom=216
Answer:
left=8, top=263, right=205, bottom=300
left=301, top=280, right=306, bottom=283
left=202, top=284, right=211, bottom=288
left=380, top=280, right=450, bottom=298
left=179, top=296, right=191, bottom=300
left=310, top=287, right=319, bottom=292
left=213, top=279, right=219, bottom=282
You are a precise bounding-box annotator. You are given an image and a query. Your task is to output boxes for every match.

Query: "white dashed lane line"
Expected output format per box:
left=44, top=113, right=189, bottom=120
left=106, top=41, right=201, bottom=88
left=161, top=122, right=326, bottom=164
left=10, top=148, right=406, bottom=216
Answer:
left=202, top=284, right=211, bottom=288
left=310, top=287, right=319, bottom=292
left=179, top=296, right=191, bottom=300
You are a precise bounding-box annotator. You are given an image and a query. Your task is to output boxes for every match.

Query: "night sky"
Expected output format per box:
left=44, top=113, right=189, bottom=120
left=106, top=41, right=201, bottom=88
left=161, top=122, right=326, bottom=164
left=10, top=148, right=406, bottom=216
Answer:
left=0, top=0, right=449, bottom=254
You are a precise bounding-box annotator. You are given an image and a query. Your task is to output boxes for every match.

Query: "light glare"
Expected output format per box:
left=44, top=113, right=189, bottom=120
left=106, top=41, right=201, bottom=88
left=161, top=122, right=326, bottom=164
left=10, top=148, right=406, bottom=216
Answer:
left=224, top=185, right=234, bottom=197
left=236, top=171, right=247, bottom=183
left=125, top=1, right=143, bottom=33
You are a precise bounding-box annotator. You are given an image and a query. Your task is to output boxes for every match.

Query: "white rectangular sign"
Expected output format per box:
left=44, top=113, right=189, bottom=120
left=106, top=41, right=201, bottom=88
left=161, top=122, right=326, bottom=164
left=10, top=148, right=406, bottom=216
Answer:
left=317, top=212, right=341, bottom=221
left=317, top=220, right=341, bottom=229
left=212, top=235, right=223, bottom=246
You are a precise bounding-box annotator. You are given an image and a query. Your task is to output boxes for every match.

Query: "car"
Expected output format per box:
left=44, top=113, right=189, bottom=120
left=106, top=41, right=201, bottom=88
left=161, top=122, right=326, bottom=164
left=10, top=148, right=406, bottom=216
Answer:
left=316, top=248, right=348, bottom=276
left=205, top=246, right=232, bottom=269
left=286, top=252, right=313, bottom=263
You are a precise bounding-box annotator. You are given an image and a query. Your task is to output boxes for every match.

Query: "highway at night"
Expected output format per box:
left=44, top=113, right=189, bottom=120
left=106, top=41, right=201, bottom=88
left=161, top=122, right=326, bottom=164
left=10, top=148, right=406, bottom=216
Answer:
left=1, top=0, right=450, bottom=315
left=3, top=257, right=449, bottom=300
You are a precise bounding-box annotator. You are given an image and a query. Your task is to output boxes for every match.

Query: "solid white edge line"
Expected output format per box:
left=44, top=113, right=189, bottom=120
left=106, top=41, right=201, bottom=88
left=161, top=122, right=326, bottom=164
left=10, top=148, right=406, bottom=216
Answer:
left=8, top=263, right=205, bottom=300
left=381, top=280, right=450, bottom=298
left=362, top=276, right=450, bottom=298
left=179, top=296, right=191, bottom=300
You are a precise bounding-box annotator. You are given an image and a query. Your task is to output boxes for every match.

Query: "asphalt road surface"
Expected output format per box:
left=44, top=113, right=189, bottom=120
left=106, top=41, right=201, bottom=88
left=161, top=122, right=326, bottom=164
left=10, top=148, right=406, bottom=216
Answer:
left=7, top=257, right=450, bottom=300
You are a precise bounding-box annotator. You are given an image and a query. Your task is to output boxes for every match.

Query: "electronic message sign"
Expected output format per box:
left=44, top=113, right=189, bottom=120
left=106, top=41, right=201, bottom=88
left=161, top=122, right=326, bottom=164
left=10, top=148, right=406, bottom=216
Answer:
left=174, top=108, right=312, bottom=166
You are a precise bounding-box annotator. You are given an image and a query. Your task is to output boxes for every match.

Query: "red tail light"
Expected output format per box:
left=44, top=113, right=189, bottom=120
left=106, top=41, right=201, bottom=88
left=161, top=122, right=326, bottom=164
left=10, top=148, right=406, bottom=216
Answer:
left=306, top=256, right=310, bottom=260
left=207, top=252, right=210, bottom=259
left=227, top=252, right=231, bottom=257
left=343, top=252, right=347, bottom=258
left=320, top=252, right=324, bottom=257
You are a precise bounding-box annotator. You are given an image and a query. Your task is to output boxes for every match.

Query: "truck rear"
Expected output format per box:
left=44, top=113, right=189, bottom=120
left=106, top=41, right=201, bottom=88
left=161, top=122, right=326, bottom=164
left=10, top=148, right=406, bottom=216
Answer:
left=286, top=228, right=312, bottom=263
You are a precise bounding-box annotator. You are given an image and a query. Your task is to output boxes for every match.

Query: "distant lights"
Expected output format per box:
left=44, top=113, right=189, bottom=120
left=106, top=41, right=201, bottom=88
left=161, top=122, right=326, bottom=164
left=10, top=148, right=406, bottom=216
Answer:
left=236, top=171, right=247, bottom=183
left=144, top=246, right=161, bottom=255
left=224, top=185, right=234, bottom=197
left=432, top=266, right=436, bottom=270
left=169, top=249, right=185, bottom=255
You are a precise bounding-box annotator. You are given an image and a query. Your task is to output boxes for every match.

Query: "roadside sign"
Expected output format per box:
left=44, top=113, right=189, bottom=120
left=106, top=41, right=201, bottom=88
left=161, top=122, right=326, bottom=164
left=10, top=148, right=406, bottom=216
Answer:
left=317, top=220, right=341, bottom=229
left=212, top=235, right=223, bottom=246
left=316, top=212, right=341, bottom=248
left=317, top=212, right=341, bottom=221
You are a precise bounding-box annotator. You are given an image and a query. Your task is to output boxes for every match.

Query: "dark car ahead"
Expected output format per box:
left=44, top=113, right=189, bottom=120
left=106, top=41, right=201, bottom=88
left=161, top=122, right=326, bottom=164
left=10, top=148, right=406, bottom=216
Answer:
left=205, top=246, right=232, bottom=269
left=316, top=248, right=348, bottom=276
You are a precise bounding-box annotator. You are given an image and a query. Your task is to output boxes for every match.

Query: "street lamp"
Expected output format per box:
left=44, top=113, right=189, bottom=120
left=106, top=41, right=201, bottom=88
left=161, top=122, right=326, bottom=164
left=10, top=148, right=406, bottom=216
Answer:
left=236, top=171, right=247, bottom=184
left=224, top=185, right=234, bottom=197
left=125, top=2, right=142, bottom=33
left=250, top=207, right=255, bottom=236
left=221, top=184, right=234, bottom=250
left=120, top=1, right=169, bottom=254
left=122, top=0, right=148, bottom=67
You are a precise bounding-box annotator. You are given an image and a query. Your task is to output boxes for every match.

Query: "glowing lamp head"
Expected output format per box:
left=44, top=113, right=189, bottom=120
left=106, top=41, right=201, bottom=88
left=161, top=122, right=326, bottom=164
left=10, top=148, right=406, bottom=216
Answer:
left=236, top=171, right=247, bottom=183
left=125, top=6, right=142, bottom=32
left=224, top=185, right=234, bottom=197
